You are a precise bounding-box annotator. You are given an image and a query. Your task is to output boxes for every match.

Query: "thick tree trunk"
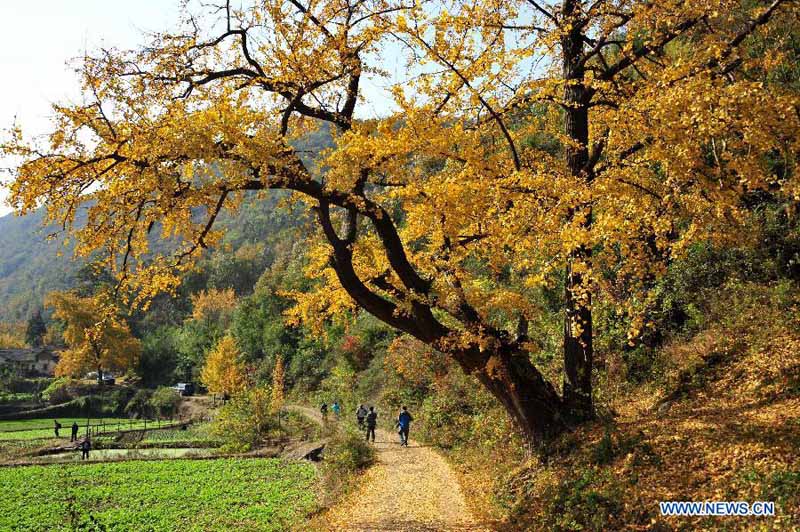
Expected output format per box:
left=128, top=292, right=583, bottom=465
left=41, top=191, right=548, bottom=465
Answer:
left=312, top=75, right=573, bottom=448
left=563, top=263, right=593, bottom=419
left=561, top=0, right=594, bottom=421
left=454, top=343, right=567, bottom=450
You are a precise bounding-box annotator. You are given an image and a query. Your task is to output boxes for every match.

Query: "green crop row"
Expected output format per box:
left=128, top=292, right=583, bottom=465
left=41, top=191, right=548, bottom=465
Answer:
left=0, top=392, right=35, bottom=404
left=0, top=457, right=318, bottom=531
left=140, top=425, right=213, bottom=444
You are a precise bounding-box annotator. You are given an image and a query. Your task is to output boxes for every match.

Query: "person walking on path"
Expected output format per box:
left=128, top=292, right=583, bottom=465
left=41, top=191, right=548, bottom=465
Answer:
left=70, top=422, right=79, bottom=442
left=320, top=402, right=329, bottom=421
left=332, top=401, right=341, bottom=418
left=53, top=419, right=61, bottom=438
left=80, top=437, right=91, bottom=460
left=365, top=406, right=378, bottom=443
left=356, top=404, right=368, bottom=429
left=396, top=406, right=413, bottom=447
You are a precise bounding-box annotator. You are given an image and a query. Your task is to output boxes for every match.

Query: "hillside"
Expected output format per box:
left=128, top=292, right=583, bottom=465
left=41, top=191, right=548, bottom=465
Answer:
left=0, top=192, right=308, bottom=323
left=0, top=209, right=79, bottom=322
left=481, top=282, right=800, bottom=530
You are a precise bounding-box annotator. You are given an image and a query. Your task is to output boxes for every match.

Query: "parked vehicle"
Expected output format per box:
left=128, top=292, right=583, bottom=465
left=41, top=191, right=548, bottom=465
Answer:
left=87, top=371, right=116, bottom=385
left=173, top=382, right=195, bottom=397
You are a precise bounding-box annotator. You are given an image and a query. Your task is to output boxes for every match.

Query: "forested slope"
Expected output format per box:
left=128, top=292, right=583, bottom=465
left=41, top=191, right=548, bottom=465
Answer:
left=0, top=208, right=78, bottom=322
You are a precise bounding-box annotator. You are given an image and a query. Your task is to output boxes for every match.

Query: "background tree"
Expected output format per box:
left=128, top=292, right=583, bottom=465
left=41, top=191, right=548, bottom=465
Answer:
left=74, top=263, right=116, bottom=298
left=25, top=309, right=47, bottom=348
left=125, top=389, right=153, bottom=419
left=0, top=323, right=26, bottom=349
left=47, top=291, right=140, bottom=382
left=270, top=355, right=285, bottom=414
left=190, top=288, right=237, bottom=329
left=201, top=335, right=248, bottom=398
left=4, top=0, right=798, bottom=448
left=149, top=386, right=182, bottom=419
left=165, top=287, right=240, bottom=383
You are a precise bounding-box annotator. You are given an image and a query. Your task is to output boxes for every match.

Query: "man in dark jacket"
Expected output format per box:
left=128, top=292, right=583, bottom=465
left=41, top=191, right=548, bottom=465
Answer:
left=365, top=406, right=378, bottom=443
left=396, top=406, right=413, bottom=447
left=70, top=422, right=79, bottom=442
left=53, top=419, right=61, bottom=438
left=80, top=437, right=91, bottom=460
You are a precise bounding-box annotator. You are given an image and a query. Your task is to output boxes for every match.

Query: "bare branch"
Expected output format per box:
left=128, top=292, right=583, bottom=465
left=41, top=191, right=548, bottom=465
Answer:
left=525, top=0, right=558, bottom=23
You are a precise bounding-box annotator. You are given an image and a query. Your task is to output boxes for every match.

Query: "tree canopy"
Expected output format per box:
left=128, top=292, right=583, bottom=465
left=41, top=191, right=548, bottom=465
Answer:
left=270, top=354, right=286, bottom=414
left=47, top=291, right=140, bottom=379
left=201, top=335, right=249, bottom=397
left=25, top=310, right=47, bottom=348
left=3, top=0, right=798, bottom=446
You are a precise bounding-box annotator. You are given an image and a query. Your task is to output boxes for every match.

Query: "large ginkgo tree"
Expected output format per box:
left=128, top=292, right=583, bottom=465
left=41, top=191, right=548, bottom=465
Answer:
left=3, top=0, right=798, bottom=448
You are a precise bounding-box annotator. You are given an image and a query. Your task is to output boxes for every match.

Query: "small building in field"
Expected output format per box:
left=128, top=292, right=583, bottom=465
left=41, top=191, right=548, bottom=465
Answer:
left=0, top=347, right=60, bottom=376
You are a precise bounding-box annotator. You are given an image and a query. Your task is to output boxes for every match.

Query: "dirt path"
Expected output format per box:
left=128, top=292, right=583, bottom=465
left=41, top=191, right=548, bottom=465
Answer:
left=288, top=406, right=488, bottom=531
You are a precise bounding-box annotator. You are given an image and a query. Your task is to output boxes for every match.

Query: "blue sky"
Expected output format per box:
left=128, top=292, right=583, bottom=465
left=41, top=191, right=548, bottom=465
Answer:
left=0, top=1, right=403, bottom=217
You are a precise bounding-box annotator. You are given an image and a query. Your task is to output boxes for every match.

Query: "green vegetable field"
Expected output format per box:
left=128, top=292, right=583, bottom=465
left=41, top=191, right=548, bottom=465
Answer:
left=0, top=458, right=318, bottom=531
left=139, top=424, right=216, bottom=445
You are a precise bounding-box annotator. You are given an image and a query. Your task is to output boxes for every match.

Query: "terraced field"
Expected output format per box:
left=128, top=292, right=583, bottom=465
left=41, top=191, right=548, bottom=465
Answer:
left=0, top=458, right=318, bottom=531
left=0, top=418, right=151, bottom=441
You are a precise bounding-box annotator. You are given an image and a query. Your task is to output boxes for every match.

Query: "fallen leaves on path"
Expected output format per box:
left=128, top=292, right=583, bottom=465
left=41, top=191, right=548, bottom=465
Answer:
left=288, top=406, right=489, bottom=531
left=321, top=427, right=489, bottom=532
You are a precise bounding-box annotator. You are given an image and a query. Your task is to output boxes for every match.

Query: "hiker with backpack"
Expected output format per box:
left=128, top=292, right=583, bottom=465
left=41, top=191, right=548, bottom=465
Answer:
left=365, top=406, right=377, bottom=443
left=355, top=404, right=368, bottom=429
left=395, top=406, right=413, bottom=447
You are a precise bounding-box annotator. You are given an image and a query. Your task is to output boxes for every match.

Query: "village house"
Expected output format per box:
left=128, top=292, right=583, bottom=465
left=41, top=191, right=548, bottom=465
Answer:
left=0, top=347, right=60, bottom=376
